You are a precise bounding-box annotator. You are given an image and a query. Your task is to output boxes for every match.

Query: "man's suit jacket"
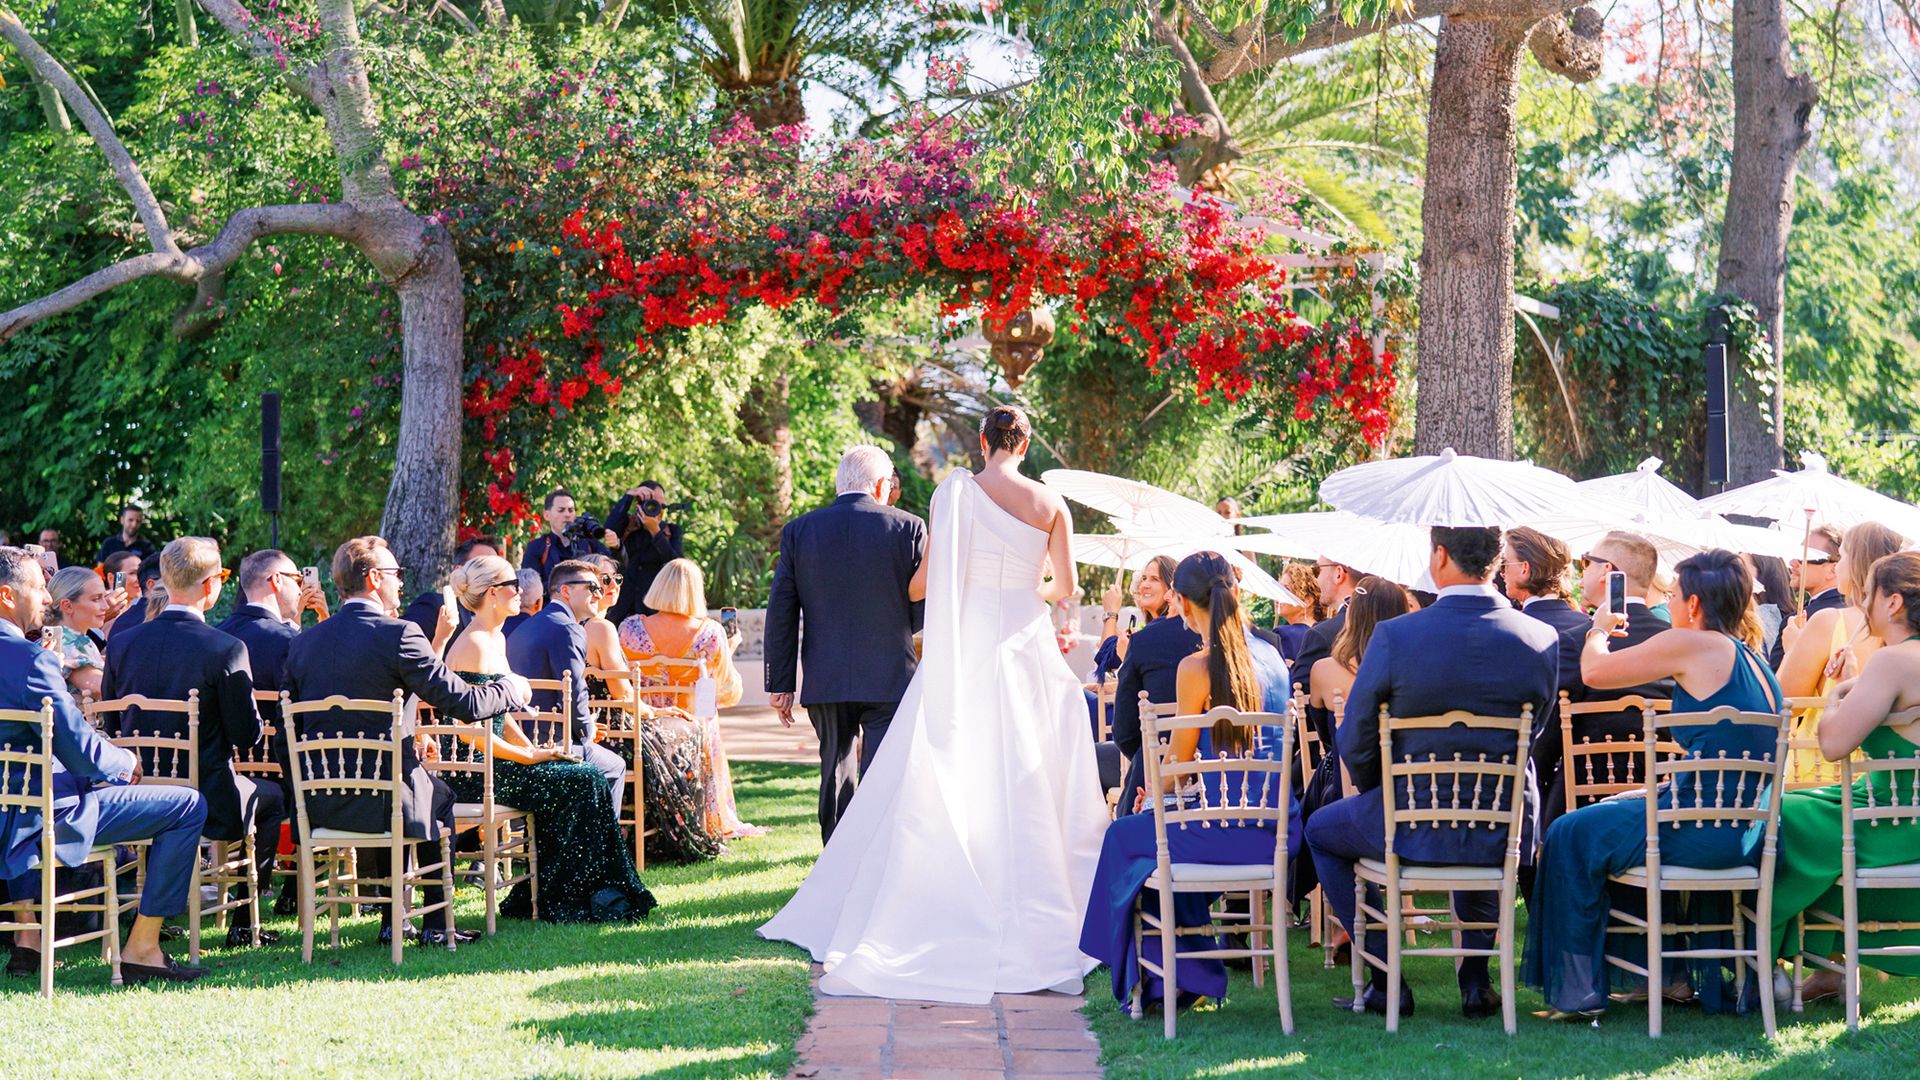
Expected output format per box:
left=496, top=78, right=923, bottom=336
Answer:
left=1111, top=615, right=1203, bottom=807
left=765, top=492, right=926, bottom=706
left=217, top=604, right=299, bottom=777
left=104, top=611, right=262, bottom=842
left=1294, top=605, right=1347, bottom=744
left=505, top=603, right=590, bottom=741
left=0, top=621, right=137, bottom=880
left=283, top=601, right=519, bottom=838
left=400, top=589, right=472, bottom=642
left=108, top=601, right=147, bottom=641
left=1338, top=591, right=1558, bottom=866
left=1767, top=587, right=1845, bottom=667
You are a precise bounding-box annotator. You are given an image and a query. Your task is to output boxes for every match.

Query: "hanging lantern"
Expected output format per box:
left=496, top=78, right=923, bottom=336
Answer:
left=982, top=308, right=1055, bottom=388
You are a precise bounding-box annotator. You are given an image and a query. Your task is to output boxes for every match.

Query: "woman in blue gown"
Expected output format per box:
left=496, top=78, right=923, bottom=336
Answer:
left=1085, top=555, right=1178, bottom=737
left=1079, top=551, right=1300, bottom=1010
left=1522, top=548, right=1782, bottom=1018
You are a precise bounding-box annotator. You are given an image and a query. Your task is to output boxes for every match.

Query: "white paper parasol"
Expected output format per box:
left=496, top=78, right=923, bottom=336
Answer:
left=1525, top=503, right=1804, bottom=570
left=1699, top=452, right=1920, bottom=539
left=1074, top=524, right=1300, bottom=606
left=1319, top=448, right=1583, bottom=526
left=1237, top=511, right=1439, bottom=589
left=1043, top=470, right=1232, bottom=539
left=1576, top=457, right=1703, bottom=518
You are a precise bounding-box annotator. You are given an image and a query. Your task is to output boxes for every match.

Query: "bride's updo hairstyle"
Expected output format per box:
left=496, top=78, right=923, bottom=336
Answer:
left=449, top=554, right=517, bottom=612
left=1172, top=551, right=1260, bottom=755
left=979, top=405, right=1031, bottom=456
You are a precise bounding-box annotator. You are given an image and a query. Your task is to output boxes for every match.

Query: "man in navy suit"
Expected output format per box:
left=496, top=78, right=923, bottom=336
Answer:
left=284, top=536, right=530, bottom=945
left=106, top=552, right=163, bottom=641
left=1291, top=557, right=1359, bottom=743
left=400, top=535, right=498, bottom=641
left=106, top=537, right=284, bottom=946
left=1502, top=527, right=1587, bottom=845
left=1306, top=525, right=1558, bottom=1020
left=1110, top=613, right=1203, bottom=813
left=506, top=559, right=626, bottom=811
left=0, top=548, right=210, bottom=983
left=766, top=446, right=927, bottom=842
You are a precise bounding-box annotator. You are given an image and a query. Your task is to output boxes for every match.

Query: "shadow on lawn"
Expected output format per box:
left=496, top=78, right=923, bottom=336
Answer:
left=519, top=968, right=809, bottom=1078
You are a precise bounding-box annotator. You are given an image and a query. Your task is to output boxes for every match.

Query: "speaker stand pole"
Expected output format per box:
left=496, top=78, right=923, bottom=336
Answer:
left=270, top=511, right=280, bottom=551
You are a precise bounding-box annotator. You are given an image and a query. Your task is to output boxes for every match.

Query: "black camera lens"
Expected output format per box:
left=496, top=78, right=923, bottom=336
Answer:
left=639, top=498, right=664, bottom=517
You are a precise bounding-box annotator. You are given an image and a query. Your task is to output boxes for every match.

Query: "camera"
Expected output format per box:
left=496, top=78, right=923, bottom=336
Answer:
left=565, top=510, right=604, bottom=542
left=638, top=497, right=692, bottom=519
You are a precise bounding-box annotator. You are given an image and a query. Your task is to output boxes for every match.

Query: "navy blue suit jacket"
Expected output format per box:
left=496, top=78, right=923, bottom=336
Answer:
left=1112, top=615, right=1203, bottom=806
left=217, top=605, right=297, bottom=695
left=765, top=492, right=926, bottom=705
left=1338, top=590, right=1558, bottom=865
left=0, top=620, right=137, bottom=880
left=108, top=601, right=148, bottom=641
left=505, top=603, right=590, bottom=741
left=104, top=610, right=263, bottom=842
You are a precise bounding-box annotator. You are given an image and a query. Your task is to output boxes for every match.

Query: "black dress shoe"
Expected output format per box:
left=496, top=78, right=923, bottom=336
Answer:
left=377, top=925, right=422, bottom=946
left=121, top=954, right=210, bottom=986
left=272, top=890, right=299, bottom=917
left=1333, top=982, right=1415, bottom=1017
left=5, top=946, right=51, bottom=977
left=158, top=924, right=186, bottom=941
left=1460, top=985, right=1502, bottom=1019
left=226, top=926, right=282, bottom=948
left=421, top=927, right=480, bottom=946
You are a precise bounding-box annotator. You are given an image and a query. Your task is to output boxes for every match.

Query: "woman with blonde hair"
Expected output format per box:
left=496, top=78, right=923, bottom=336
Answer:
left=46, top=566, right=123, bottom=700
left=620, top=557, right=764, bottom=840
left=1779, top=521, right=1911, bottom=698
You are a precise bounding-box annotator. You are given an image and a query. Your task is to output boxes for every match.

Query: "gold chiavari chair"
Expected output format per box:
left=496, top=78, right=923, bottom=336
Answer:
left=282, top=690, right=457, bottom=966
left=1560, top=693, right=1677, bottom=812
left=1350, top=706, right=1533, bottom=1035
left=417, top=708, right=537, bottom=935
left=1133, top=704, right=1296, bottom=1038
left=1603, top=704, right=1792, bottom=1039
left=587, top=666, right=649, bottom=870
left=0, top=700, right=126, bottom=995
left=521, top=672, right=574, bottom=753
left=1784, top=694, right=1850, bottom=791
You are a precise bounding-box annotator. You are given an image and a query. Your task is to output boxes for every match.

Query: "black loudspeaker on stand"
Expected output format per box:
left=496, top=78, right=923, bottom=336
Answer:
left=1703, top=307, right=1730, bottom=490
left=261, top=392, right=283, bottom=548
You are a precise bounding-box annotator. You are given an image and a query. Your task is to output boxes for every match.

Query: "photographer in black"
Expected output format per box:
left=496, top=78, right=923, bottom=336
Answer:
left=522, top=488, right=610, bottom=586
left=606, top=480, right=687, bottom=622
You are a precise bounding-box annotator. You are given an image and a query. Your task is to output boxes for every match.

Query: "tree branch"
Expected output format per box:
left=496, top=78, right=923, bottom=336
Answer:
left=1177, top=0, right=1238, bottom=52
left=0, top=7, right=181, bottom=256
left=1527, top=6, right=1604, bottom=83
left=1150, top=10, right=1243, bottom=183
left=1, top=202, right=362, bottom=342
left=194, top=0, right=323, bottom=106
left=1199, top=0, right=1581, bottom=83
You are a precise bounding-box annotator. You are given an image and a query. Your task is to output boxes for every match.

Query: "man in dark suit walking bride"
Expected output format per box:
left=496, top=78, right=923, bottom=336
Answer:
left=765, top=445, right=927, bottom=842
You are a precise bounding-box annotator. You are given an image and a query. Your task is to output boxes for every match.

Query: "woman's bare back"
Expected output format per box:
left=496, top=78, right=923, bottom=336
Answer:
left=973, top=466, right=1065, bottom=535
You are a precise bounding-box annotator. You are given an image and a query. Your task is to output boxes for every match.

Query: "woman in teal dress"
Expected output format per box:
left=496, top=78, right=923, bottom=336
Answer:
left=1523, top=549, right=1783, bottom=1019
left=1774, top=550, right=1920, bottom=1002
left=443, top=556, right=657, bottom=923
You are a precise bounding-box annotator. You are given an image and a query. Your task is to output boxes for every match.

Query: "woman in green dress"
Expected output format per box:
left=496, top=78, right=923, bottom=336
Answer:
left=443, top=555, right=657, bottom=923
left=1774, top=550, right=1920, bottom=1002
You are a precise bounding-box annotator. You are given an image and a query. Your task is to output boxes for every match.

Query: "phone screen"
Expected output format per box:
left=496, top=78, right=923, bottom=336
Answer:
left=441, top=584, right=458, bottom=612
left=720, top=607, right=738, bottom=630
left=114, top=571, right=128, bottom=592
left=1607, top=570, right=1628, bottom=616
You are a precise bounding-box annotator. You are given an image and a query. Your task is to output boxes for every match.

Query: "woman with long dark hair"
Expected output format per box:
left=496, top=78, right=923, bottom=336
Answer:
left=1078, top=550, right=1298, bottom=1011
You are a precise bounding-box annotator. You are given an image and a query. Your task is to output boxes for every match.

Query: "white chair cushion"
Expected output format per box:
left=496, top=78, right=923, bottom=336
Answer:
left=1857, top=863, right=1920, bottom=883
left=1356, top=858, right=1506, bottom=883
left=1611, top=865, right=1761, bottom=885
left=310, top=827, right=390, bottom=842
left=1144, top=863, right=1278, bottom=886
left=454, top=801, right=526, bottom=819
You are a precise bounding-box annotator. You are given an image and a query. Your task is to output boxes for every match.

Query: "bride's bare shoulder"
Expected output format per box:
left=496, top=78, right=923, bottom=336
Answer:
left=972, top=470, right=1064, bottom=532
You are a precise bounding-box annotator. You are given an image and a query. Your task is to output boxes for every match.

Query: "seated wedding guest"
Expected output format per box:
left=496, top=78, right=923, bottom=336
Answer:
left=1648, top=568, right=1677, bottom=623
left=1305, top=576, right=1411, bottom=719
left=1523, top=548, right=1781, bottom=1020
left=507, top=559, right=627, bottom=811
left=1772, top=551, right=1920, bottom=1003
left=1080, top=550, right=1295, bottom=1011
left=441, top=556, right=655, bottom=922
left=1771, top=523, right=1846, bottom=666
left=1779, top=521, right=1908, bottom=699
left=402, top=535, right=500, bottom=640
left=284, top=536, right=531, bottom=946
left=1308, top=526, right=1557, bottom=1020
left=580, top=555, right=632, bottom=700
left=620, top=558, right=765, bottom=840
left=108, top=553, right=163, bottom=640
left=104, top=537, right=282, bottom=946
left=1503, top=526, right=1588, bottom=839
left=1745, top=553, right=1796, bottom=662
left=1274, top=561, right=1327, bottom=663
left=95, top=504, right=156, bottom=564
left=1085, top=555, right=1179, bottom=735
left=217, top=548, right=325, bottom=915
left=98, top=552, right=141, bottom=639
left=1110, top=585, right=1205, bottom=814
left=1215, top=497, right=1244, bottom=535
left=46, top=566, right=119, bottom=701
left=0, top=548, right=211, bottom=984
left=1293, top=557, right=1361, bottom=744
left=1532, top=532, right=1674, bottom=831
left=502, top=568, right=543, bottom=638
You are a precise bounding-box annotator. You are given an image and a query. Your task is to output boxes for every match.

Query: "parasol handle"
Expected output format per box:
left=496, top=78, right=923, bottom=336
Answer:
left=1796, top=508, right=1814, bottom=613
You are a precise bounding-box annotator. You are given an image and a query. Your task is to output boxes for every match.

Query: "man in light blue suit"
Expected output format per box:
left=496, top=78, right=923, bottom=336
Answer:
left=0, top=548, right=209, bottom=985
left=1306, top=526, right=1558, bottom=1021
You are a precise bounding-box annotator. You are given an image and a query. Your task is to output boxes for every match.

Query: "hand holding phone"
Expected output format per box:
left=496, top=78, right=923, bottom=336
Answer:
left=1606, top=570, right=1628, bottom=616
left=301, top=566, right=320, bottom=589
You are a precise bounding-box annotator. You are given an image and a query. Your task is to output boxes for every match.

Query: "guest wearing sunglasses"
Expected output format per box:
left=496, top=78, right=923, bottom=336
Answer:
left=103, top=537, right=283, bottom=946
left=506, top=559, right=628, bottom=813
left=1770, top=524, right=1845, bottom=667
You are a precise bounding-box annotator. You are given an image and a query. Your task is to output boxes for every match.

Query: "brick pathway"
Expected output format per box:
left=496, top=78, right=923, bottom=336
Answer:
left=788, top=965, right=1104, bottom=1079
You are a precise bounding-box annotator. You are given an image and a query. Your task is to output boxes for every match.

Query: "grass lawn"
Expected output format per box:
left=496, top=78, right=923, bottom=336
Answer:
left=0, top=761, right=821, bottom=1079
left=1084, top=918, right=1920, bottom=1078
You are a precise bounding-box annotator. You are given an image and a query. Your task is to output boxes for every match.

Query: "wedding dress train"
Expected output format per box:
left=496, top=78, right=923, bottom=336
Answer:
left=758, top=469, right=1107, bottom=1003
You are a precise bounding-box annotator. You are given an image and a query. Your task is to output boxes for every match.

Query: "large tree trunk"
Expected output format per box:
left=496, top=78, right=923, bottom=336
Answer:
left=1715, top=0, right=1815, bottom=485
left=174, top=0, right=200, bottom=47
left=378, top=223, right=465, bottom=589
left=1413, top=17, right=1529, bottom=459
left=741, top=369, right=793, bottom=543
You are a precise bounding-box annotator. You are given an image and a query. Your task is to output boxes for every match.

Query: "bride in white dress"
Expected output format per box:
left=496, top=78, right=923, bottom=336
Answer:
left=759, top=406, right=1109, bottom=1004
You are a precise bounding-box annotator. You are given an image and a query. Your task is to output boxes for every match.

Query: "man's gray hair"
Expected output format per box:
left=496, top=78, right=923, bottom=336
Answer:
left=517, top=568, right=544, bottom=595
left=0, top=547, right=36, bottom=591
left=835, top=445, right=894, bottom=496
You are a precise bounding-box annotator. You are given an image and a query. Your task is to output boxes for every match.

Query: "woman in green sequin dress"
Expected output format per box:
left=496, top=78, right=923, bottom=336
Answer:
left=443, top=556, right=656, bottom=923
left=1773, top=551, right=1920, bottom=1001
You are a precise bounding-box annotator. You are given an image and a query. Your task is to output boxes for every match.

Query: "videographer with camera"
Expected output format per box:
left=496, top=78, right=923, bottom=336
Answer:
left=523, top=488, right=610, bottom=587
left=605, top=480, right=686, bottom=623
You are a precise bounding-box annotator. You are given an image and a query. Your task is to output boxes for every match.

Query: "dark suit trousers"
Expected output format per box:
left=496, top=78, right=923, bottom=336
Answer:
left=361, top=776, right=458, bottom=930
left=1305, top=789, right=1498, bottom=992
left=226, top=774, right=286, bottom=928
left=808, top=701, right=895, bottom=843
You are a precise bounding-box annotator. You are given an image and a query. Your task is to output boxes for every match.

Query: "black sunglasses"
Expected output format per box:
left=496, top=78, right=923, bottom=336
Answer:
left=556, top=578, right=603, bottom=595
left=1580, top=553, right=1614, bottom=572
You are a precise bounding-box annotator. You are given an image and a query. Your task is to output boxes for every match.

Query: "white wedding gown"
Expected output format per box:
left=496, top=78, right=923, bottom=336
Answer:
left=758, top=469, right=1108, bottom=1003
